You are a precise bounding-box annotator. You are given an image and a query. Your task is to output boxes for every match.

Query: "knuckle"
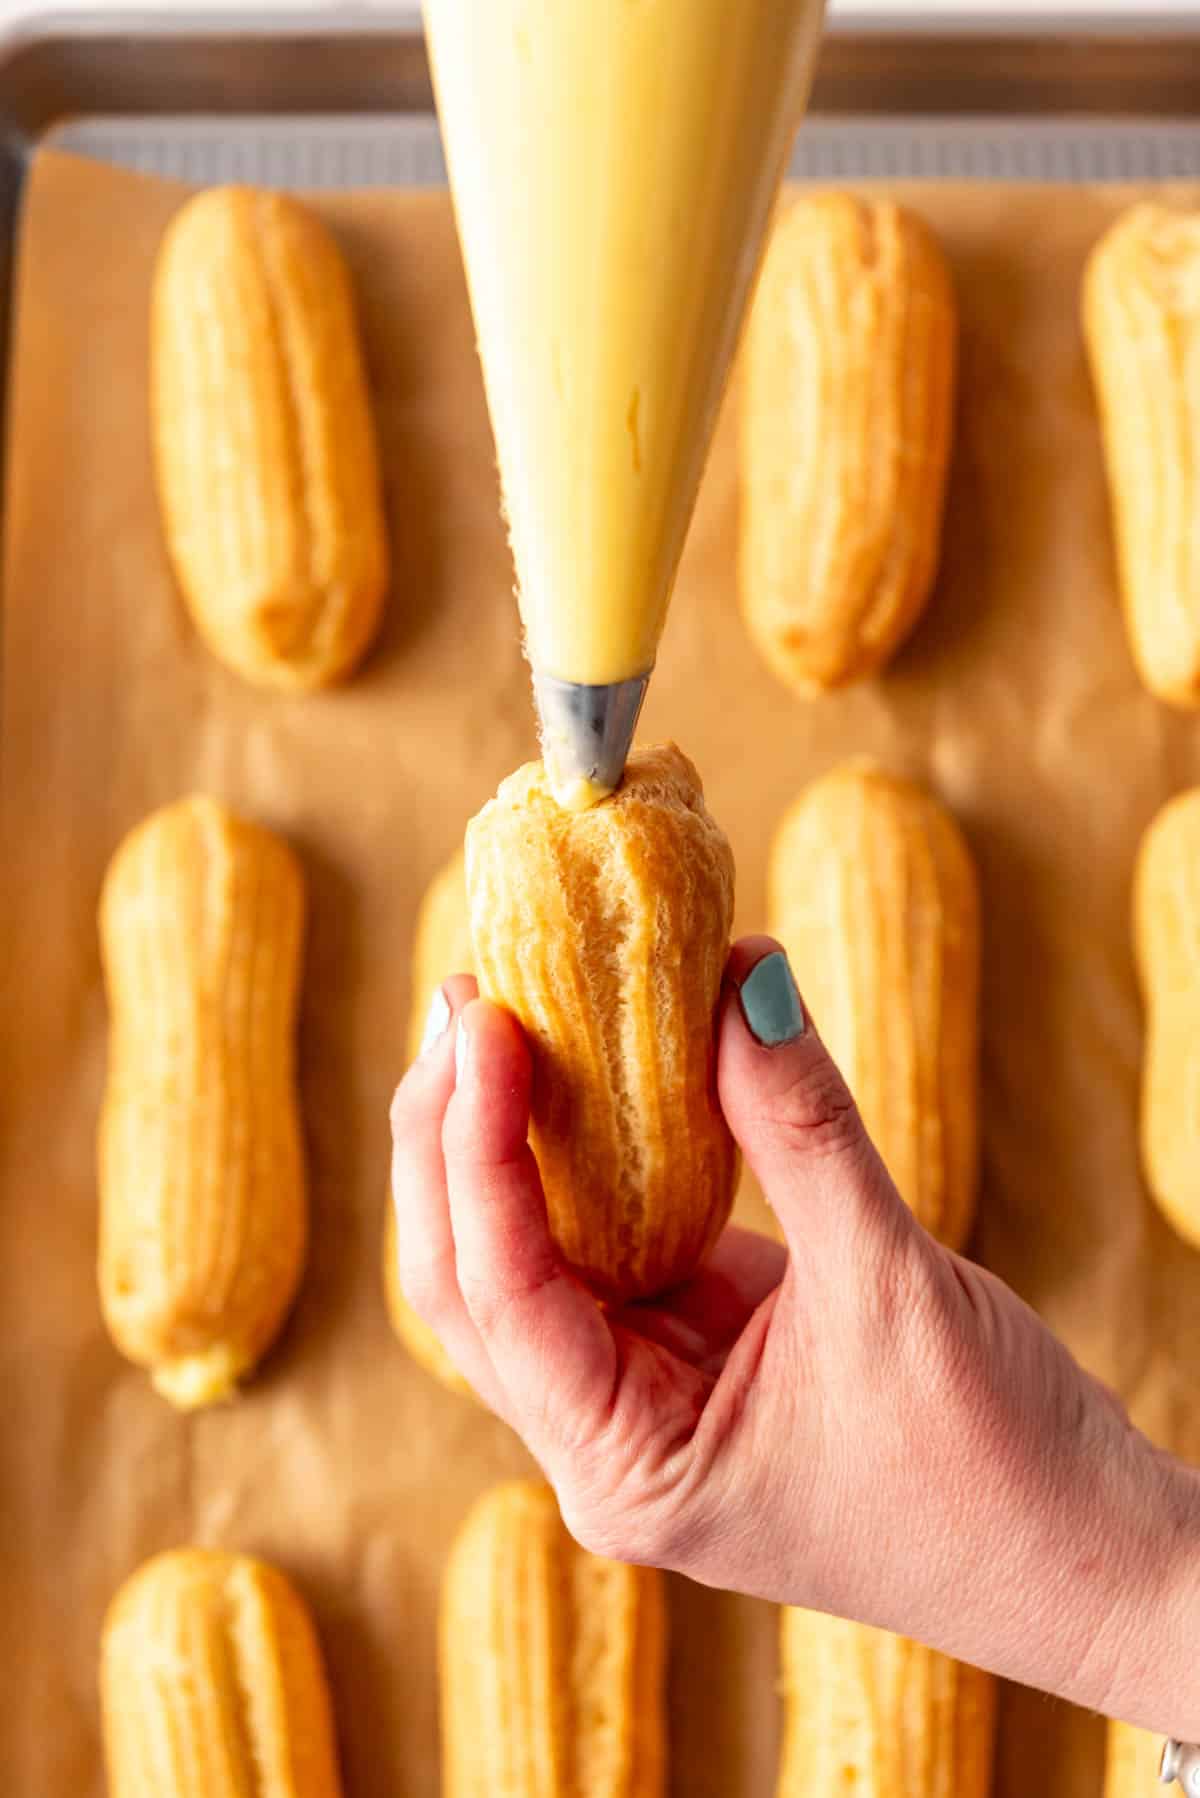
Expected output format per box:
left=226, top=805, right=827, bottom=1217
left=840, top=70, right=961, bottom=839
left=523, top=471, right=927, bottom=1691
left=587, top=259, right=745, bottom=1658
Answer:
left=758, top=1054, right=865, bottom=1160
left=557, top=1446, right=694, bottom=1570
left=439, top=1102, right=471, bottom=1167
left=456, top=1260, right=554, bottom=1345
left=398, top=1247, right=456, bottom=1326
left=857, top=1232, right=989, bottom=1432
left=558, top=1497, right=664, bottom=1567
left=621, top=1502, right=686, bottom=1567
left=389, top=1077, right=416, bottom=1138
left=869, top=1226, right=941, bottom=1356
left=457, top=1254, right=559, bottom=1340
left=455, top=1268, right=506, bottom=1336
left=915, top=1253, right=1040, bottom=1442
left=441, top=1099, right=496, bottom=1175
left=558, top=1501, right=616, bottom=1560
left=390, top=1058, right=444, bottom=1139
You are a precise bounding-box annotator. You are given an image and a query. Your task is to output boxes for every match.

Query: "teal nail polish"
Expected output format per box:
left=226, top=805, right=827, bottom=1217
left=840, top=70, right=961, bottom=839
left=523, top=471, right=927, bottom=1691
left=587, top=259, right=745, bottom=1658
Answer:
left=739, top=951, right=805, bottom=1047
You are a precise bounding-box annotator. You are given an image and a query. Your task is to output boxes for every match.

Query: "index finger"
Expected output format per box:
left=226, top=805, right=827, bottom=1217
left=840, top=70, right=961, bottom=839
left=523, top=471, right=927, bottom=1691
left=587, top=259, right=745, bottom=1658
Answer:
left=443, top=999, right=714, bottom=1489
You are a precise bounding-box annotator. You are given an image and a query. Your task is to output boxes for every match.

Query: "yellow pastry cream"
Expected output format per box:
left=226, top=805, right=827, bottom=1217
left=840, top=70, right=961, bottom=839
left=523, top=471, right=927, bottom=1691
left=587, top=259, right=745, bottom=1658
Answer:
left=424, top=0, right=827, bottom=801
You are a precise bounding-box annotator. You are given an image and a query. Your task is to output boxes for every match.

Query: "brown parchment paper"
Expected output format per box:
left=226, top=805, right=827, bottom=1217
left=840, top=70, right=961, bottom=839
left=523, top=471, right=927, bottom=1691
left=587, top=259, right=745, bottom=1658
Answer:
left=3, top=148, right=1200, bottom=1798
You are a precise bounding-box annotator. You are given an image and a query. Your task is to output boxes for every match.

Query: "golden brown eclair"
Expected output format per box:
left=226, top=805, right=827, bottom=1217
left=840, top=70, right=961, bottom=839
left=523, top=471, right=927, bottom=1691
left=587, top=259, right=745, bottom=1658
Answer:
left=1134, top=788, right=1200, bottom=1249
left=741, top=193, right=957, bottom=694
left=440, top=1481, right=666, bottom=1797
left=777, top=1609, right=996, bottom=1798
left=466, top=743, right=737, bottom=1300
left=1104, top=1720, right=1164, bottom=1798
left=404, top=847, right=473, bottom=1065
left=101, top=1548, right=343, bottom=1798
left=384, top=846, right=476, bottom=1399
left=1084, top=205, right=1200, bottom=705
left=98, top=795, right=306, bottom=1408
left=772, top=763, right=990, bottom=1797
left=383, top=1207, right=475, bottom=1401
left=768, top=760, right=979, bottom=1252
left=152, top=185, right=389, bottom=691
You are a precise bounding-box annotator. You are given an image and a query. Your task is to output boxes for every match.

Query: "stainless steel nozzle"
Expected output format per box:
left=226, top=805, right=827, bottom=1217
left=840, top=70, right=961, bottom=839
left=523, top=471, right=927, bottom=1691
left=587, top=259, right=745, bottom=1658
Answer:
left=532, top=670, right=649, bottom=810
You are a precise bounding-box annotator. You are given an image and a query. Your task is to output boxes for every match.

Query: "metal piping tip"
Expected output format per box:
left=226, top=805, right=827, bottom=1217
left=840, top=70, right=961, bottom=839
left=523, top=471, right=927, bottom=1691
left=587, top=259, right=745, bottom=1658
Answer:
left=532, top=670, right=650, bottom=811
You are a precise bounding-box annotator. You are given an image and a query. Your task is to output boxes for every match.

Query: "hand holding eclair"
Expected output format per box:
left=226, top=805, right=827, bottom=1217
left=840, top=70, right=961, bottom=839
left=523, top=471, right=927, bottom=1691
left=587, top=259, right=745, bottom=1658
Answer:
left=391, top=933, right=1200, bottom=1746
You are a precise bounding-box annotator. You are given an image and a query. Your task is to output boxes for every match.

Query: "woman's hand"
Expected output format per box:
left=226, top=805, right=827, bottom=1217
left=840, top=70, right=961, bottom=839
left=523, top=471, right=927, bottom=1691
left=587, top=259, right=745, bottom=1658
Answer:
left=390, top=937, right=1200, bottom=1738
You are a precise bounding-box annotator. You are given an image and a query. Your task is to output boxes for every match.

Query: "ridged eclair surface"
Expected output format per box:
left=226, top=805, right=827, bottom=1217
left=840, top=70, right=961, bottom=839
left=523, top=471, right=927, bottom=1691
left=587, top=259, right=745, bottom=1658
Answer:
left=383, top=1205, right=474, bottom=1400
left=465, top=743, right=737, bottom=1300
left=441, top=1480, right=666, bottom=1798
left=152, top=185, right=389, bottom=691
left=1104, top=1720, right=1163, bottom=1798
left=772, top=765, right=990, bottom=1796
left=1134, top=787, right=1200, bottom=1248
left=384, top=846, right=476, bottom=1397
left=99, top=795, right=306, bottom=1408
left=404, top=847, right=473, bottom=1065
left=777, top=1609, right=996, bottom=1798
left=101, top=1548, right=343, bottom=1798
left=769, top=760, right=979, bottom=1251
left=1084, top=205, right=1200, bottom=705
left=741, top=194, right=957, bottom=694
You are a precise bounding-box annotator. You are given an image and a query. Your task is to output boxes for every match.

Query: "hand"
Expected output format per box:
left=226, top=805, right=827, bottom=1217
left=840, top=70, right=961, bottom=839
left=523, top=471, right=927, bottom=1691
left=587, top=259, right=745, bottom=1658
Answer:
left=390, top=938, right=1200, bottom=1737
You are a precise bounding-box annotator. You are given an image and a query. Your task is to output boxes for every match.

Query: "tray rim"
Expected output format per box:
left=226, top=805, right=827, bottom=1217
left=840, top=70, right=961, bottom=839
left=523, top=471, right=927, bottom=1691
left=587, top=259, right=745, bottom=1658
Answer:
left=0, top=9, right=1196, bottom=150
left=5, top=6, right=1200, bottom=45
left=0, top=4, right=1196, bottom=391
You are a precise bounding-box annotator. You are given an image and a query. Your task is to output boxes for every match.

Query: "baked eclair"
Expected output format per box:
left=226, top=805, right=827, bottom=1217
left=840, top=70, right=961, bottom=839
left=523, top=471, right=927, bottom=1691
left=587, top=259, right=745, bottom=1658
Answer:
left=466, top=743, right=737, bottom=1300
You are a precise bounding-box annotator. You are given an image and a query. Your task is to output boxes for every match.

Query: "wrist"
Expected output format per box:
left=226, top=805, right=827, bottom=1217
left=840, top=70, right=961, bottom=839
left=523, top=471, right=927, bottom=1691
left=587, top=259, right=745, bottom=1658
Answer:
left=1125, top=1449, right=1200, bottom=1738
left=799, top=1235, right=1190, bottom=1723
left=903, top=1254, right=1200, bottom=1729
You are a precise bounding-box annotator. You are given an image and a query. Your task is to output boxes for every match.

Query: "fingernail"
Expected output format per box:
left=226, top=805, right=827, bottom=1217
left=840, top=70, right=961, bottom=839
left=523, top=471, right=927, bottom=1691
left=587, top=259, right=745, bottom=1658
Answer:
left=738, top=950, right=806, bottom=1047
left=454, top=1013, right=470, bottom=1083
left=419, top=986, right=452, bottom=1057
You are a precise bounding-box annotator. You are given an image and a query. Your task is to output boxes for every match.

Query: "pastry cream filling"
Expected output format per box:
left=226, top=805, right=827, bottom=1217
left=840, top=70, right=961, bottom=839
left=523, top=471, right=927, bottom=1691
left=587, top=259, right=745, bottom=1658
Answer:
left=151, top=1344, right=249, bottom=1411
left=548, top=772, right=617, bottom=814
left=423, top=0, right=826, bottom=689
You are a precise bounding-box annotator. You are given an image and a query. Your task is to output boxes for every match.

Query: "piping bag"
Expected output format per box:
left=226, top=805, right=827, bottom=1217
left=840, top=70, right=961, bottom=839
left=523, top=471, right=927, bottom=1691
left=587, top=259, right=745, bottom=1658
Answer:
left=423, top=0, right=827, bottom=808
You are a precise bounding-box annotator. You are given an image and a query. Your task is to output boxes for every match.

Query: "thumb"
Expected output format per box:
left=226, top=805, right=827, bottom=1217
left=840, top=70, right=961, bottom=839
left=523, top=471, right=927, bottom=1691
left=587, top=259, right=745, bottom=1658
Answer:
left=716, top=936, right=906, bottom=1263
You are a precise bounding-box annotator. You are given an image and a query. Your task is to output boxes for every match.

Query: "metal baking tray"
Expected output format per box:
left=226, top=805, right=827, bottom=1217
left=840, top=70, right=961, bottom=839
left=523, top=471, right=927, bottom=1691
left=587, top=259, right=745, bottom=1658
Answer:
left=1, top=8, right=1200, bottom=502
left=5, top=10, right=1200, bottom=184
left=1, top=11, right=1200, bottom=233
left=0, top=10, right=1198, bottom=260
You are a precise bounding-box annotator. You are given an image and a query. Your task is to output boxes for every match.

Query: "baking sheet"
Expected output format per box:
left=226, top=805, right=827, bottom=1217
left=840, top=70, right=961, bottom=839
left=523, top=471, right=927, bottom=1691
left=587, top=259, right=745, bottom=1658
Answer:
left=2, top=149, right=1198, bottom=1797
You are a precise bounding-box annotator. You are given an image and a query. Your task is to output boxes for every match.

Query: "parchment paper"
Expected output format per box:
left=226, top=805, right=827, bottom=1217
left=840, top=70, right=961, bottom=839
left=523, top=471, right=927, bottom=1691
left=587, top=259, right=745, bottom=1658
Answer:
left=3, top=150, right=1199, bottom=1798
